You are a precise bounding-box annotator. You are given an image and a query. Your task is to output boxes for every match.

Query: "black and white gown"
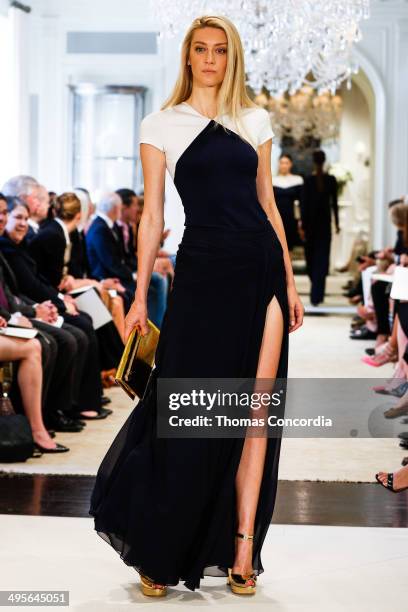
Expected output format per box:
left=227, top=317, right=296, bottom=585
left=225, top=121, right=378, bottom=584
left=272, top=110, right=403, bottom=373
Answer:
left=273, top=173, right=304, bottom=251
left=89, top=102, right=290, bottom=591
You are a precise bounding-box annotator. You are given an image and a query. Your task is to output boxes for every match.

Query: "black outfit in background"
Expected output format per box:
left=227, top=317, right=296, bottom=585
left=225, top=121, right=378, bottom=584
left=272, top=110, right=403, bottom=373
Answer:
left=0, top=233, right=103, bottom=413
left=390, top=229, right=408, bottom=326
left=371, top=229, right=407, bottom=336
left=113, top=222, right=138, bottom=271
left=68, top=228, right=91, bottom=279
left=394, top=229, right=406, bottom=257
left=301, top=173, right=339, bottom=305
left=273, top=181, right=303, bottom=250
left=371, top=280, right=391, bottom=335
left=28, top=219, right=124, bottom=370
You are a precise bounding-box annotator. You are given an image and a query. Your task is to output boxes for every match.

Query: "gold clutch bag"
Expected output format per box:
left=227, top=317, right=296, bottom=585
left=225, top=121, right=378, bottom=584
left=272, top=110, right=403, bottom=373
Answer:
left=115, top=319, right=160, bottom=400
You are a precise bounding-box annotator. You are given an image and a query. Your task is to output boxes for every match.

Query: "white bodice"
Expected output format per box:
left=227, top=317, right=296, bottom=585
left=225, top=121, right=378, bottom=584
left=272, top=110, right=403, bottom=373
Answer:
left=139, top=103, right=274, bottom=182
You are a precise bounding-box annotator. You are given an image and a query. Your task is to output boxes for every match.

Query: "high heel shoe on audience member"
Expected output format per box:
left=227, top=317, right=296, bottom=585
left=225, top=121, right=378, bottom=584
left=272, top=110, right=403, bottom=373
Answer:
left=375, top=469, right=408, bottom=493
left=350, top=326, right=377, bottom=340
left=374, top=381, right=408, bottom=397
left=373, top=362, right=408, bottom=394
left=34, top=442, right=70, bottom=453
left=32, top=431, right=70, bottom=453
left=75, top=407, right=112, bottom=420
left=384, top=389, right=408, bottom=419
left=44, top=409, right=85, bottom=432
left=227, top=533, right=257, bottom=595
left=139, top=572, right=167, bottom=597
left=361, top=342, right=398, bottom=367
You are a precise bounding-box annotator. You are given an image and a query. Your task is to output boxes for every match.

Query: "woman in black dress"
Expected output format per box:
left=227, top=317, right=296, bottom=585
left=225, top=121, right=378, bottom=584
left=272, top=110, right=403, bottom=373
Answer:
left=273, top=153, right=304, bottom=251
left=300, top=149, right=340, bottom=306
left=89, top=15, right=304, bottom=596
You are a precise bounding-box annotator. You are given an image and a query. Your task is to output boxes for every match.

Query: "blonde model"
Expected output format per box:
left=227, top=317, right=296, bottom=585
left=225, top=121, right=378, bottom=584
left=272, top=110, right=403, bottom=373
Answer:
left=90, top=14, right=304, bottom=597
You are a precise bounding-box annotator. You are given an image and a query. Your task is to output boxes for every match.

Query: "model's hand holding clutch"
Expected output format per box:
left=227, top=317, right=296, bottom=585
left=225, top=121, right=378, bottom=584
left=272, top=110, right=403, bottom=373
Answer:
left=118, top=299, right=160, bottom=400
left=124, top=299, right=149, bottom=342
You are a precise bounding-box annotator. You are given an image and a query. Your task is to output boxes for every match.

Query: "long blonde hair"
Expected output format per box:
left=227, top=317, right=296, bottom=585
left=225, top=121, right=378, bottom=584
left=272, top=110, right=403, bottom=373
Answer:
left=161, top=15, right=258, bottom=147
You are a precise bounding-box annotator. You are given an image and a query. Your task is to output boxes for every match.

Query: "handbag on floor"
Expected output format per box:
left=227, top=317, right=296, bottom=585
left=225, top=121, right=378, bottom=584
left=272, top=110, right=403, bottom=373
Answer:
left=0, top=363, right=35, bottom=462
left=115, top=319, right=160, bottom=400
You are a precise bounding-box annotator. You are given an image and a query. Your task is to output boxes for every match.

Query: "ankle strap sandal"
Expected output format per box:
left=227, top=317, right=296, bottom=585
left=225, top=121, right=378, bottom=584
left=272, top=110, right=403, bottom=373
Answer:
left=139, top=572, right=167, bottom=597
left=227, top=532, right=257, bottom=595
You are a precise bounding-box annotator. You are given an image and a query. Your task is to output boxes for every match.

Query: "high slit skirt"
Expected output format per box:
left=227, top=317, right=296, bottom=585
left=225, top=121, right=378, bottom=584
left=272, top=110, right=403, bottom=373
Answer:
left=89, top=222, right=289, bottom=591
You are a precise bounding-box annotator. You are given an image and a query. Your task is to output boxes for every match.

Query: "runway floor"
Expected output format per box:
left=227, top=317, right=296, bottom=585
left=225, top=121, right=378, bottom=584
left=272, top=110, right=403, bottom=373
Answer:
left=1, top=513, right=407, bottom=611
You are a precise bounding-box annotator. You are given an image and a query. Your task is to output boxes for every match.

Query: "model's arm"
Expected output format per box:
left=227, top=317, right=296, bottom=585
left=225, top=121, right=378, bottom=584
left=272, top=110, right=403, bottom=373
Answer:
left=124, top=143, right=166, bottom=340
left=256, top=139, right=304, bottom=332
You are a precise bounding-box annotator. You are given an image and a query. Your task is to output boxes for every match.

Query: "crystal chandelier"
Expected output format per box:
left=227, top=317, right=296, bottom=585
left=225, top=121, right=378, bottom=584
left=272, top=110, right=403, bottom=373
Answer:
left=255, top=87, right=343, bottom=142
left=151, top=0, right=370, bottom=95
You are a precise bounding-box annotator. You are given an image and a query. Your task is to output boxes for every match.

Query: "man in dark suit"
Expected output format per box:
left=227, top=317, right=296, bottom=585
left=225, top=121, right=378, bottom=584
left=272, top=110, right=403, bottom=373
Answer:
left=85, top=192, right=135, bottom=311
left=114, top=188, right=170, bottom=327
left=115, top=188, right=138, bottom=271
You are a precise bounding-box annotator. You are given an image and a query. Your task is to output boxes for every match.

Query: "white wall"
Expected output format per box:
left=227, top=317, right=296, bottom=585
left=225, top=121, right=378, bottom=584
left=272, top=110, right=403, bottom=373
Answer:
left=357, top=0, right=408, bottom=246
left=339, top=80, right=372, bottom=233
left=4, top=0, right=408, bottom=251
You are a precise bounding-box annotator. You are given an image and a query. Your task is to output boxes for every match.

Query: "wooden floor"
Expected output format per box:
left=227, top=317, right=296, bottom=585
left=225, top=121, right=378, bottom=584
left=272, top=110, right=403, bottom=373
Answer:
left=1, top=473, right=407, bottom=527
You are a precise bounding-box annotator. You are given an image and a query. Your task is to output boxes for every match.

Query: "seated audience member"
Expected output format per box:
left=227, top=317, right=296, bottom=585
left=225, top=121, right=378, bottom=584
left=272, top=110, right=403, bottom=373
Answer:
left=350, top=201, right=408, bottom=348
left=350, top=200, right=408, bottom=441
left=0, top=198, right=108, bottom=421
left=47, top=191, right=58, bottom=221
left=85, top=192, right=135, bottom=312
left=380, top=246, right=408, bottom=419
left=0, top=192, right=84, bottom=433
left=74, top=187, right=96, bottom=233
left=1, top=176, right=49, bottom=241
left=28, top=192, right=124, bottom=367
left=115, top=188, right=139, bottom=270
left=0, top=315, right=69, bottom=453
left=115, top=188, right=172, bottom=327
left=66, top=189, right=127, bottom=341
left=68, top=188, right=93, bottom=278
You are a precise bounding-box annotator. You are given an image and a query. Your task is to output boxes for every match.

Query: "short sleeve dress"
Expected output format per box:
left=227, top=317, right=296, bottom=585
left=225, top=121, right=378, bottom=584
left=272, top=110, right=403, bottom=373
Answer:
left=89, top=102, right=290, bottom=592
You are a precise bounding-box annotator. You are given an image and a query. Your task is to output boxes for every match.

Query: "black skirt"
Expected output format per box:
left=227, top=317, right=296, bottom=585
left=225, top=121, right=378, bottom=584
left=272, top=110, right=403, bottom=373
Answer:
left=89, top=222, right=289, bottom=591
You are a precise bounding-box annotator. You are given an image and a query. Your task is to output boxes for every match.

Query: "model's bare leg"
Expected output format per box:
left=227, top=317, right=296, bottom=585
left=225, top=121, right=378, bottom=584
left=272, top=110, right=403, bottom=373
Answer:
left=232, top=295, right=284, bottom=575
left=0, top=337, right=57, bottom=449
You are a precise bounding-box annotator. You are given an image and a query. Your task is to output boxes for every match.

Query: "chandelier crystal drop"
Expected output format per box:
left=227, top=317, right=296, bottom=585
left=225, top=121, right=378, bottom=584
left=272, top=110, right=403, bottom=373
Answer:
left=152, top=0, right=370, bottom=95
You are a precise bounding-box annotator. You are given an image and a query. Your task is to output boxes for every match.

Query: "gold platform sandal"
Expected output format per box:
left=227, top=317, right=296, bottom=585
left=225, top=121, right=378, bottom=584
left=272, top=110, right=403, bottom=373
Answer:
left=227, top=532, right=257, bottom=595
left=139, top=572, right=167, bottom=597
